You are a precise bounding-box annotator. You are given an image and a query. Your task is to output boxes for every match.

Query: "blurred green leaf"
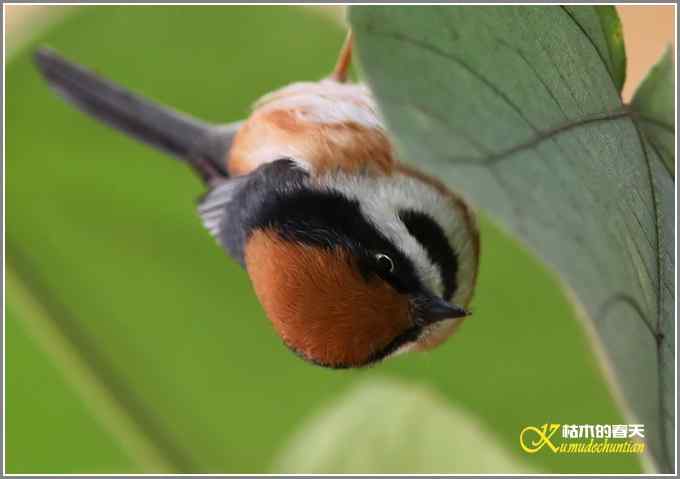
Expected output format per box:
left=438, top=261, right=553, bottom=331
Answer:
left=350, top=5, right=674, bottom=472
left=6, top=5, right=644, bottom=474
left=273, top=378, right=538, bottom=474
left=631, top=47, right=675, bottom=175
left=6, top=264, right=170, bottom=473
left=5, top=307, right=139, bottom=474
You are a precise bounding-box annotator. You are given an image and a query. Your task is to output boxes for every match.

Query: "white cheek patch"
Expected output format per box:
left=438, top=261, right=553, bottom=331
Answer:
left=420, top=317, right=463, bottom=342
left=387, top=340, right=417, bottom=359
left=385, top=318, right=462, bottom=360
left=373, top=174, right=477, bottom=306
left=327, top=173, right=443, bottom=295
left=319, top=171, right=477, bottom=305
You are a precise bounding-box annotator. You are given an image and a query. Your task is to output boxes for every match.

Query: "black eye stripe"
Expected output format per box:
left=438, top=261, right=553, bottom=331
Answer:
left=248, top=186, right=424, bottom=294
left=399, top=209, right=459, bottom=300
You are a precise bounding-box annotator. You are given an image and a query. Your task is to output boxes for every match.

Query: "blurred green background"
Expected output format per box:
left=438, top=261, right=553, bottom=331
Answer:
left=5, top=5, right=656, bottom=474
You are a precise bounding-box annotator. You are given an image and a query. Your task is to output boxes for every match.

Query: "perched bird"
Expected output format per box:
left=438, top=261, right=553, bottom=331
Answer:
left=35, top=33, right=480, bottom=369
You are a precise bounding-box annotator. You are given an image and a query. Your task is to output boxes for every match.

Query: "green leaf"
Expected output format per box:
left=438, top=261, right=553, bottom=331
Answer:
left=350, top=5, right=674, bottom=472
left=273, top=378, right=538, bottom=474
left=631, top=47, right=675, bottom=175
left=562, top=6, right=626, bottom=93
left=5, top=264, right=168, bottom=473
left=595, top=6, right=627, bottom=93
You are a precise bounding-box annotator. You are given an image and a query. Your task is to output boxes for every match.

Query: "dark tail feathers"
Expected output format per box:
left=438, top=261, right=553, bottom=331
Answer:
left=35, top=47, right=241, bottom=181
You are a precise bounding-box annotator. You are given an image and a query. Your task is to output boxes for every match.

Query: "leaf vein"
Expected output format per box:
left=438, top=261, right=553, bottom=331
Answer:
left=448, top=109, right=630, bottom=165
left=362, top=28, right=543, bottom=135
left=630, top=121, right=671, bottom=472
left=559, top=6, right=617, bottom=92
left=494, top=38, right=569, bottom=120
left=633, top=114, right=675, bottom=134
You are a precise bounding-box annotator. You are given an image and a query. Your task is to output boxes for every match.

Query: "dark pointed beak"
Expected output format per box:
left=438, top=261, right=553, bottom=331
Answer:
left=412, top=294, right=469, bottom=326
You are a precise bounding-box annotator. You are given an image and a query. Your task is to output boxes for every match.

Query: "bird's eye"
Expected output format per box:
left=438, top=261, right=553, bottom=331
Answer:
left=374, top=253, right=395, bottom=273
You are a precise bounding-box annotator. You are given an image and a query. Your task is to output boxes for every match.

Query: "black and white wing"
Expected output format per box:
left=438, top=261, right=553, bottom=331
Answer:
left=198, top=175, right=253, bottom=266
left=197, top=159, right=309, bottom=266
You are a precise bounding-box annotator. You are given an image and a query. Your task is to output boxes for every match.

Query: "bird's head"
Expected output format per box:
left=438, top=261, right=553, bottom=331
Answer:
left=243, top=171, right=478, bottom=368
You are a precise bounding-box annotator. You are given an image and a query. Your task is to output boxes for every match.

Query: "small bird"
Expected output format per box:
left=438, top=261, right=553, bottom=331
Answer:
left=35, top=33, right=480, bottom=369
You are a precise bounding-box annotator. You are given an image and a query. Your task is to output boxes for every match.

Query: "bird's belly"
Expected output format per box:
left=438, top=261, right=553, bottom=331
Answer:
left=227, top=81, right=394, bottom=177
left=254, top=80, right=381, bottom=128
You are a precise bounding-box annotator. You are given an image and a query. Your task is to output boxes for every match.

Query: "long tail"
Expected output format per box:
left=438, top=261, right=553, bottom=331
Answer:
left=34, top=48, right=240, bottom=182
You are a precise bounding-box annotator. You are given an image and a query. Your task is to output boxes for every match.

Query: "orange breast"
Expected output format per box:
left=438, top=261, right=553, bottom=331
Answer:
left=244, top=229, right=410, bottom=367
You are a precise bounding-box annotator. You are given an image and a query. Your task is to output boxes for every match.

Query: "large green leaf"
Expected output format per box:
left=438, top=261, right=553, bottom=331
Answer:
left=350, top=5, right=674, bottom=472
left=273, top=378, right=538, bottom=473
